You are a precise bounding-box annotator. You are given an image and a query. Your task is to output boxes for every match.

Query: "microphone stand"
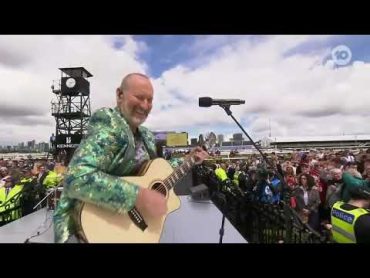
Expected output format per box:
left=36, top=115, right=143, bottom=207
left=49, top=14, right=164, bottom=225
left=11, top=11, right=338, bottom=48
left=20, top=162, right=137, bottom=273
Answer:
left=218, top=104, right=289, bottom=202
left=219, top=211, right=226, bottom=244
left=219, top=205, right=226, bottom=244
left=214, top=190, right=227, bottom=244
left=33, top=187, right=56, bottom=210
left=25, top=187, right=59, bottom=243
left=24, top=189, right=55, bottom=243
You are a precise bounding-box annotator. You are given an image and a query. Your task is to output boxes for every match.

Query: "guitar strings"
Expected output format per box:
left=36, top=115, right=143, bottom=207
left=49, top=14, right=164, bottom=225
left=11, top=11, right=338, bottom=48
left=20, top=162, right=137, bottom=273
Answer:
left=157, top=158, right=196, bottom=195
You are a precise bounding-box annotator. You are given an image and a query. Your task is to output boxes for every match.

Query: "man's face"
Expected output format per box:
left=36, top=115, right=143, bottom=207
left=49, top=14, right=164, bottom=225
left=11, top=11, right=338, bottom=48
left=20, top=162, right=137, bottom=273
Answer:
left=333, top=171, right=342, bottom=181
left=301, top=165, right=309, bottom=174
left=0, top=168, right=8, bottom=177
left=117, top=75, right=153, bottom=131
left=31, top=168, right=38, bottom=176
left=4, top=177, right=12, bottom=188
left=286, top=166, right=294, bottom=174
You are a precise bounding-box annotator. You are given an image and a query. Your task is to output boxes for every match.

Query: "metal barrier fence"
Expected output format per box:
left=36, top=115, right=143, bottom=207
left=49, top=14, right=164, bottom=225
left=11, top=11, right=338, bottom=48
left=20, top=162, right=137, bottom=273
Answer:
left=194, top=165, right=331, bottom=243
left=211, top=187, right=331, bottom=243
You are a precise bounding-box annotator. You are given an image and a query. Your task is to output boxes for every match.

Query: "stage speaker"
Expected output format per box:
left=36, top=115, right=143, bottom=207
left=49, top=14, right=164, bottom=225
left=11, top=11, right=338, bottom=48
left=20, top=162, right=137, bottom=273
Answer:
left=189, top=184, right=209, bottom=200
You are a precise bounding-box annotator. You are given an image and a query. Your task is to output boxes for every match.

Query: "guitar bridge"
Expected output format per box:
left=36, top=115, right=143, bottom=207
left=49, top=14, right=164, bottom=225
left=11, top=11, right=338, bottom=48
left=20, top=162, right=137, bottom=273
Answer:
left=128, top=208, right=148, bottom=232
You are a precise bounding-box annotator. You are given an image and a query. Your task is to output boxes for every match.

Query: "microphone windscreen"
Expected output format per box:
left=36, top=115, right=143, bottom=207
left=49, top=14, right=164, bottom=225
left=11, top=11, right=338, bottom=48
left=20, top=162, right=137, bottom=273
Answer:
left=199, top=97, right=212, bottom=107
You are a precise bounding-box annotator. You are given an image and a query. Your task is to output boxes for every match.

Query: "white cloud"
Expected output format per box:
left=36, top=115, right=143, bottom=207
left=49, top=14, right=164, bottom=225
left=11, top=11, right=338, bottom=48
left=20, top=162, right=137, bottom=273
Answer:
left=144, top=35, right=370, bottom=142
left=1, top=35, right=369, bottom=148
left=0, top=35, right=147, bottom=145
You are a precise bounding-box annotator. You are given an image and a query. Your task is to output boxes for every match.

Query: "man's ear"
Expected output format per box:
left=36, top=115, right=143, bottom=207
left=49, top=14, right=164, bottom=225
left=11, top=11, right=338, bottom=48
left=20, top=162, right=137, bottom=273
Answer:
left=116, top=88, right=123, bottom=101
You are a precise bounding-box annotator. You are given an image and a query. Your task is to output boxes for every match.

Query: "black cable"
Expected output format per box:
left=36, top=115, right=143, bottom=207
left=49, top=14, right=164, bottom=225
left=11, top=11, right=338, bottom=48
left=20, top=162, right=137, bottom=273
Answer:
left=24, top=208, right=53, bottom=243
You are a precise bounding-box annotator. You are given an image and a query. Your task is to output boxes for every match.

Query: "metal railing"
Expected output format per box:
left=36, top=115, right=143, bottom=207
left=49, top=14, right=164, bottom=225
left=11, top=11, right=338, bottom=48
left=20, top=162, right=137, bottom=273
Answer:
left=194, top=166, right=331, bottom=243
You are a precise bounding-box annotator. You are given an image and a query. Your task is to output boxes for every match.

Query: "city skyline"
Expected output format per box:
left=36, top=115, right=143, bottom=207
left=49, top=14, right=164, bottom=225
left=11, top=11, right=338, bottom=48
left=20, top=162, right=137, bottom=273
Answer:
left=0, top=131, right=240, bottom=149
left=1, top=35, right=370, bottom=145
left=0, top=139, right=49, bottom=150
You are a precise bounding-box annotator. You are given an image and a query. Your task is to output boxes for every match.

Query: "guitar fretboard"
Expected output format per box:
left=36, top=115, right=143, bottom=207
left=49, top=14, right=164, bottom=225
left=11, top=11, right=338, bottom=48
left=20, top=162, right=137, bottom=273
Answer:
left=162, top=157, right=196, bottom=190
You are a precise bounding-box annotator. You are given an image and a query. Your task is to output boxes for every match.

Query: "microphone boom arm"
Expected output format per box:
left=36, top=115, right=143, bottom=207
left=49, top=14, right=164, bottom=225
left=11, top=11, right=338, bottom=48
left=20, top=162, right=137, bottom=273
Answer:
left=219, top=104, right=289, bottom=201
left=220, top=105, right=268, bottom=161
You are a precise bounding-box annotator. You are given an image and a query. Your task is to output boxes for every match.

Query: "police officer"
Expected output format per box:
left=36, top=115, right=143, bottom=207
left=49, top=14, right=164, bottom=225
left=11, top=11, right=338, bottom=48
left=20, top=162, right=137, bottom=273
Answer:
left=215, top=163, right=228, bottom=182
left=331, top=185, right=370, bottom=243
left=0, top=176, right=24, bottom=221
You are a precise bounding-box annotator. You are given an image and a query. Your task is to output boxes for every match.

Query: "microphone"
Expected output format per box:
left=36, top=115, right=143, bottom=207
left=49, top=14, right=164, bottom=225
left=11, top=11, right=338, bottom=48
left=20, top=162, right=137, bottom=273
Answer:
left=199, top=97, right=245, bottom=107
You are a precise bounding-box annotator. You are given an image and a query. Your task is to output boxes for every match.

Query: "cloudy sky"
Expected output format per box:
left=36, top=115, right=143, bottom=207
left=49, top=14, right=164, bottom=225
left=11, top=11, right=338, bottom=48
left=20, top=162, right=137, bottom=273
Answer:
left=1, top=35, right=370, bottom=146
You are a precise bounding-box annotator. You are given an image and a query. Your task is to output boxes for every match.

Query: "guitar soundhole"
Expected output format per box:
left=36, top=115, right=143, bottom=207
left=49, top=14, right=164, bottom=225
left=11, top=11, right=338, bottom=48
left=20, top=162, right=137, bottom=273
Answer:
left=151, top=182, right=168, bottom=197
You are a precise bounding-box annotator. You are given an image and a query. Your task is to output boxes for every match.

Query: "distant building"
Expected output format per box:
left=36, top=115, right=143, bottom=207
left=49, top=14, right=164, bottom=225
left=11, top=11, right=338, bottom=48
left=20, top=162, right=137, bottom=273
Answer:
left=269, top=135, right=370, bottom=149
left=0, top=139, right=53, bottom=153
left=221, top=140, right=252, bottom=147
left=190, top=138, right=198, bottom=146
left=217, top=134, right=224, bottom=146
left=27, top=140, right=36, bottom=150
left=198, top=134, right=204, bottom=145
left=38, top=142, right=50, bottom=152
left=261, top=137, right=273, bottom=148
left=233, top=133, right=243, bottom=141
left=233, top=140, right=243, bottom=146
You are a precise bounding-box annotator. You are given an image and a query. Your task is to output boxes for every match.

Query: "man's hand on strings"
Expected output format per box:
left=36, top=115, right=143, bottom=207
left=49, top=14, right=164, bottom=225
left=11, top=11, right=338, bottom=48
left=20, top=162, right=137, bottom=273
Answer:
left=189, top=146, right=209, bottom=165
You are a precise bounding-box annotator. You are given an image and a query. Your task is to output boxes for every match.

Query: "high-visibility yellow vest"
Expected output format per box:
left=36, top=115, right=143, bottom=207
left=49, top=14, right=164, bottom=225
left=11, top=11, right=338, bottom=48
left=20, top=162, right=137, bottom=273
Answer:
left=43, top=171, right=62, bottom=189
left=0, top=185, right=23, bottom=221
left=233, top=171, right=240, bottom=186
left=20, top=178, right=33, bottom=184
left=215, top=168, right=228, bottom=182
left=331, top=201, right=370, bottom=243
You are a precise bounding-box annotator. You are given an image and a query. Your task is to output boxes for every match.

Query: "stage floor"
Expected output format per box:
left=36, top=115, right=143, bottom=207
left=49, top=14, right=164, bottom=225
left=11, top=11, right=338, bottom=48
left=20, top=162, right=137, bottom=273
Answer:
left=0, top=196, right=247, bottom=243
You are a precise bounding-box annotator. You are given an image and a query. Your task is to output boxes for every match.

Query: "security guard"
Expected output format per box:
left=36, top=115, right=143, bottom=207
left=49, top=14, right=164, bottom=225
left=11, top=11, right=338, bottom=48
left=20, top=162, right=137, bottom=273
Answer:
left=37, top=165, right=62, bottom=189
left=0, top=177, right=24, bottom=221
left=215, top=163, right=228, bottom=182
left=43, top=169, right=61, bottom=189
left=233, top=166, right=241, bottom=186
left=331, top=185, right=370, bottom=243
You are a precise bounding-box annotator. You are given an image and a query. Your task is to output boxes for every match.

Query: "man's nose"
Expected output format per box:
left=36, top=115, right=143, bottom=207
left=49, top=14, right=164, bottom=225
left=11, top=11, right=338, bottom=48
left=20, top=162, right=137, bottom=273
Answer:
left=140, top=100, right=151, bottom=111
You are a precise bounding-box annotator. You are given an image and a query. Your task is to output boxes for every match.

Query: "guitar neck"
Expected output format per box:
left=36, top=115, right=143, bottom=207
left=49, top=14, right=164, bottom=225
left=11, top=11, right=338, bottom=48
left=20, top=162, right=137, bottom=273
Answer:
left=163, top=157, right=196, bottom=190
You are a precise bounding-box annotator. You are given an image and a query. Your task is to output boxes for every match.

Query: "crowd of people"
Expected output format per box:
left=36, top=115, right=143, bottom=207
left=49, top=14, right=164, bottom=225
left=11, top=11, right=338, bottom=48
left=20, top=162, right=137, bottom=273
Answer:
left=1, top=146, right=369, bottom=243
left=1, top=143, right=369, bottom=243
left=209, top=148, right=370, bottom=236
left=0, top=158, right=64, bottom=221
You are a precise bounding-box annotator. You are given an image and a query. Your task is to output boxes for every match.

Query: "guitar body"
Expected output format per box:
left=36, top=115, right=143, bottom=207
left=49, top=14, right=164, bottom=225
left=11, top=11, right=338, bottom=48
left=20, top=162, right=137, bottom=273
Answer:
left=77, top=158, right=181, bottom=243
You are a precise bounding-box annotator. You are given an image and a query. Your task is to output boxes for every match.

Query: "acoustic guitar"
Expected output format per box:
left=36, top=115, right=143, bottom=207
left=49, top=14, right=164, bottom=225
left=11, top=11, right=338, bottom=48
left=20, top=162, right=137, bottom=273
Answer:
left=76, top=156, right=198, bottom=243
